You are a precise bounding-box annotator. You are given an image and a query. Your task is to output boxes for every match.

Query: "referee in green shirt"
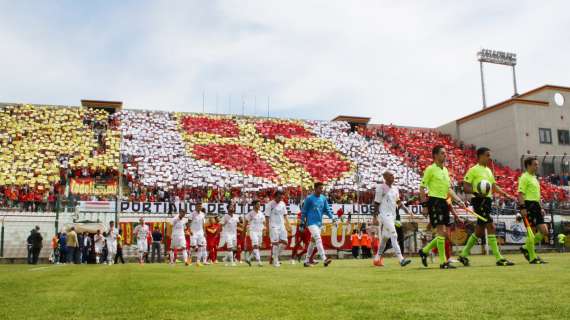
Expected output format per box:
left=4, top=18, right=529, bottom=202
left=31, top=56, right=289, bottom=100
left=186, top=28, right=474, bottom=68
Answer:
left=418, top=145, right=466, bottom=269
left=518, top=157, right=548, bottom=264
left=459, top=147, right=515, bottom=267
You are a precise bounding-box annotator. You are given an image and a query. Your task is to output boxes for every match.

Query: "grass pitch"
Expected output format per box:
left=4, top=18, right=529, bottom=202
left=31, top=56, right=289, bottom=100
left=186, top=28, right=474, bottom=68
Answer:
left=1, top=253, right=569, bottom=320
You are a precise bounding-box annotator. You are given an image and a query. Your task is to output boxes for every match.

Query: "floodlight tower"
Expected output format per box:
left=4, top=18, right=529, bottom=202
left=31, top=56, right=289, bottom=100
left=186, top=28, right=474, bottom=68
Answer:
left=477, top=49, right=518, bottom=109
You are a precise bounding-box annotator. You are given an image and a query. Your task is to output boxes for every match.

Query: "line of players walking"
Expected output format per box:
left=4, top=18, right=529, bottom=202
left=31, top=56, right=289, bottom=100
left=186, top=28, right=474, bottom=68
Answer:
left=73, top=144, right=553, bottom=269
left=132, top=185, right=337, bottom=267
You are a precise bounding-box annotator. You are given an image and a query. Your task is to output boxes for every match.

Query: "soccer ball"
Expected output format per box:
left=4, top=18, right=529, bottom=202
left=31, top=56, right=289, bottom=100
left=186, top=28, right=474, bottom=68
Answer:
left=477, top=179, right=492, bottom=196
left=373, top=256, right=384, bottom=267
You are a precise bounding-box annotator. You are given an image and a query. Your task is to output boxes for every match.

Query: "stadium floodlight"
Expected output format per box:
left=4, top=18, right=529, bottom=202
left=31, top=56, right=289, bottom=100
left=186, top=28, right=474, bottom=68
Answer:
left=477, top=48, right=519, bottom=109
left=477, top=49, right=517, bottom=66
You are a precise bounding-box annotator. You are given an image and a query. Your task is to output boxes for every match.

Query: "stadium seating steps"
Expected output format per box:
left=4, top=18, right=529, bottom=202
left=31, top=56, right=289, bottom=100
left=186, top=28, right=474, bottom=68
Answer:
left=0, top=104, right=566, bottom=203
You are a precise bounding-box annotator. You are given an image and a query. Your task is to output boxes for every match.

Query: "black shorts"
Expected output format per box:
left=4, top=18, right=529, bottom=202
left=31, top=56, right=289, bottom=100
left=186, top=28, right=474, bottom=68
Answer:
left=427, top=197, right=450, bottom=226
left=525, top=201, right=545, bottom=227
left=471, top=197, right=493, bottom=225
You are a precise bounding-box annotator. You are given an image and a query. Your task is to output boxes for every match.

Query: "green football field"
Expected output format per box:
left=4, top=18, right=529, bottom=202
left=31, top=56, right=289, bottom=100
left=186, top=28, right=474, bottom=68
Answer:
left=1, top=253, right=569, bottom=320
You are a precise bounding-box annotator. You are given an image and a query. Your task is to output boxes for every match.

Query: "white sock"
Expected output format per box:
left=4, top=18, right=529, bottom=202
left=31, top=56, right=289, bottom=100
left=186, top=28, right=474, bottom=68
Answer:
left=170, top=250, right=175, bottom=263
left=304, top=241, right=315, bottom=263
left=182, top=250, right=188, bottom=263
left=316, top=239, right=326, bottom=261
left=377, top=237, right=388, bottom=257
left=228, top=250, right=234, bottom=263
left=200, top=247, right=206, bottom=262
left=272, top=245, right=279, bottom=264
left=96, top=256, right=100, bottom=264
left=254, top=248, right=261, bottom=262
left=390, top=235, right=404, bottom=261
left=139, top=252, right=143, bottom=262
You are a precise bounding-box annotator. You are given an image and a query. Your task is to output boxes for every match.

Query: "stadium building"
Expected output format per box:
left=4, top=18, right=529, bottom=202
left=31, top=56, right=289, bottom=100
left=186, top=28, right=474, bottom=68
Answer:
left=438, top=84, right=570, bottom=176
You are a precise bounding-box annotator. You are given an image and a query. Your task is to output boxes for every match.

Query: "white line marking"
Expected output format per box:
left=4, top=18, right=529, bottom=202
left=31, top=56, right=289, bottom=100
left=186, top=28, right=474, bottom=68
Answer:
left=29, top=266, right=50, bottom=271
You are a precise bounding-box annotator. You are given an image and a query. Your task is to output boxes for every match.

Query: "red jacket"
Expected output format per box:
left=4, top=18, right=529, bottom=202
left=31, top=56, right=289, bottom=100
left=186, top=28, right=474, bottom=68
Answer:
left=361, top=234, right=371, bottom=248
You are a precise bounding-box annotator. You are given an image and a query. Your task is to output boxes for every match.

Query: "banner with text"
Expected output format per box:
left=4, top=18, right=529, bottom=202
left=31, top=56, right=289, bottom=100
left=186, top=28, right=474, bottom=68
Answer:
left=114, top=201, right=425, bottom=216
left=71, top=178, right=117, bottom=196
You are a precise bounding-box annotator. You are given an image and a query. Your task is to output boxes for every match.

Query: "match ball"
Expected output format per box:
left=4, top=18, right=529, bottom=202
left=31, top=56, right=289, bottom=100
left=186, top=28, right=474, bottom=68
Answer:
left=373, top=256, right=383, bottom=267
left=477, top=179, right=492, bottom=196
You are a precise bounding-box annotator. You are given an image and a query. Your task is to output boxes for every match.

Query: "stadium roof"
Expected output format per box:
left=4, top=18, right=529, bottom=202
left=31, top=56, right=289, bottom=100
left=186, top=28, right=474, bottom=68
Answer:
left=80, top=99, right=123, bottom=109
left=332, top=115, right=370, bottom=124
left=456, top=84, right=570, bottom=124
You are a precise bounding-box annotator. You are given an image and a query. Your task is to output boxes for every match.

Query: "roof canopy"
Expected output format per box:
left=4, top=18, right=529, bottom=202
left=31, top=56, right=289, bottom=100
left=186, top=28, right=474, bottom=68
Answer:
left=332, top=115, right=370, bottom=124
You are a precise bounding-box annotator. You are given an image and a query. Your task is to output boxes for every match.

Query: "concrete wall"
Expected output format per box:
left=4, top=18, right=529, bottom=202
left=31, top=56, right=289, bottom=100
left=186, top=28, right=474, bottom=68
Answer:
left=437, top=120, right=458, bottom=139
left=521, top=88, right=570, bottom=107
left=456, top=106, right=520, bottom=168
left=437, top=88, right=570, bottom=172
left=0, top=210, right=118, bottom=259
left=515, top=90, right=570, bottom=155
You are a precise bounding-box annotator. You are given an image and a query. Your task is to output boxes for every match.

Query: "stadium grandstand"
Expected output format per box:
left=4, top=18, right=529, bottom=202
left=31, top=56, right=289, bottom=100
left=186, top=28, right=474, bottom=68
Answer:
left=1, top=92, right=569, bottom=260
left=0, top=97, right=568, bottom=211
left=0, top=103, right=421, bottom=209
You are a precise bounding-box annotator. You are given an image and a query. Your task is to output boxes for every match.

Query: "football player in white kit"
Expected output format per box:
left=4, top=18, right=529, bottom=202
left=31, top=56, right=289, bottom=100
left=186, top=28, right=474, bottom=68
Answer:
left=106, top=221, right=118, bottom=265
left=244, top=200, right=266, bottom=267
left=374, top=171, right=411, bottom=267
left=133, top=217, right=151, bottom=264
left=94, top=229, right=104, bottom=264
left=189, top=203, right=208, bottom=266
left=170, top=210, right=189, bottom=266
left=265, top=191, right=292, bottom=267
left=220, top=202, right=240, bottom=266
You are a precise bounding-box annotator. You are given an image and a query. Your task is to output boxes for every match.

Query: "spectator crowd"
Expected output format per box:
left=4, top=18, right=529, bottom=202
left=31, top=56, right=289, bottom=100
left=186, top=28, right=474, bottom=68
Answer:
left=1, top=104, right=568, bottom=215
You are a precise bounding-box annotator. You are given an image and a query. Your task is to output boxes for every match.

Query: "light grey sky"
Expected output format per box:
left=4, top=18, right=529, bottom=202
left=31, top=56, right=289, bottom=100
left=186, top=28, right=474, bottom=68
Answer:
left=0, top=1, right=568, bottom=127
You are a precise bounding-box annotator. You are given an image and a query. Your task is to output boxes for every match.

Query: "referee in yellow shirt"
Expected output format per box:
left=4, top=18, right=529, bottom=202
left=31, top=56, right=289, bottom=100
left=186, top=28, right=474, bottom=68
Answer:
left=518, top=157, right=548, bottom=264
left=418, top=145, right=466, bottom=269
left=459, top=147, right=515, bottom=267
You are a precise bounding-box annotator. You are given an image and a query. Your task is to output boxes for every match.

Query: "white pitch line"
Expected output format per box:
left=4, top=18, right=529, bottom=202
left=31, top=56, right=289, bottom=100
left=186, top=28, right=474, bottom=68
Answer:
left=28, top=266, right=51, bottom=271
